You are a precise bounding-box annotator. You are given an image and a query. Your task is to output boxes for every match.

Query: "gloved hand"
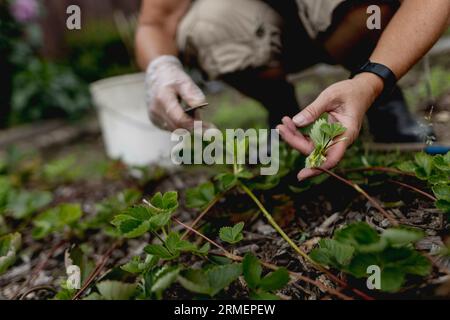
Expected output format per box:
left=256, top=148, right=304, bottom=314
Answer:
left=145, top=55, right=207, bottom=131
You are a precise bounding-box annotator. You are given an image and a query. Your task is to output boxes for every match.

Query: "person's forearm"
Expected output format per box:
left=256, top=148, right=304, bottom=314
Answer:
left=135, top=0, right=191, bottom=70
left=135, top=25, right=178, bottom=70
left=370, top=0, right=450, bottom=81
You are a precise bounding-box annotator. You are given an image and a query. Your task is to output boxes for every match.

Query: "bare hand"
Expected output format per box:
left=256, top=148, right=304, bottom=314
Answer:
left=277, top=73, right=383, bottom=181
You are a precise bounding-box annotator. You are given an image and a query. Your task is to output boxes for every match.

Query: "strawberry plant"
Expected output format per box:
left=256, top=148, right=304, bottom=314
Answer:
left=310, top=222, right=431, bottom=292
left=219, top=222, right=244, bottom=244
left=398, top=152, right=450, bottom=213
left=242, top=253, right=289, bottom=300
left=32, top=203, right=83, bottom=239
left=305, top=118, right=346, bottom=168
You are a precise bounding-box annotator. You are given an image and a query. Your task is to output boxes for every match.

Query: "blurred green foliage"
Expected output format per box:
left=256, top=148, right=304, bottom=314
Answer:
left=10, top=58, right=90, bottom=124
left=65, top=20, right=137, bottom=82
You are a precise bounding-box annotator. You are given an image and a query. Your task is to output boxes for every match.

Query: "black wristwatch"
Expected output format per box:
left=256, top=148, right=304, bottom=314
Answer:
left=350, top=61, right=397, bottom=102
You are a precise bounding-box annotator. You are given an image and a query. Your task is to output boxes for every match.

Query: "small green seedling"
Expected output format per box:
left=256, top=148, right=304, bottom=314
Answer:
left=219, top=222, right=244, bottom=244
left=306, top=119, right=347, bottom=168
left=242, top=253, right=289, bottom=300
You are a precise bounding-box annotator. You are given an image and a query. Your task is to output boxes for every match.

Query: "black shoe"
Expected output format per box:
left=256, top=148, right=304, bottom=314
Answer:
left=366, top=86, right=435, bottom=143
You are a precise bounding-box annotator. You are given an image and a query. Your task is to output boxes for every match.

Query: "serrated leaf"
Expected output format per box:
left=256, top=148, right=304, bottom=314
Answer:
left=148, top=191, right=178, bottom=213
left=219, top=222, right=244, bottom=244
left=309, top=118, right=327, bottom=147
left=186, top=182, right=216, bottom=209
left=414, top=153, right=434, bottom=179
left=432, top=184, right=450, bottom=201
left=165, top=232, right=197, bottom=253
left=148, top=210, right=172, bottom=231
left=433, top=155, right=450, bottom=172
left=178, top=269, right=211, bottom=295
left=178, top=263, right=242, bottom=297
left=259, top=268, right=290, bottom=292
left=321, top=122, right=346, bottom=140
left=215, top=173, right=238, bottom=193
left=310, top=238, right=354, bottom=268
left=96, top=280, right=137, bottom=300
left=144, top=244, right=178, bottom=260
left=206, top=263, right=243, bottom=296
left=243, top=253, right=262, bottom=289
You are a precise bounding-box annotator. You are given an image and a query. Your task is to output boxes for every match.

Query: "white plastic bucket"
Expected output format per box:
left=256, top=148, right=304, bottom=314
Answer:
left=90, top=73, right=175, bottom=168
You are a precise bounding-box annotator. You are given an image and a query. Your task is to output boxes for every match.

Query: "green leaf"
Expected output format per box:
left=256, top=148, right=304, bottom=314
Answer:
left=215, top=173, right=238, bottom=193
left=219, top=222, right=244, bottom=244
left=178, top=269, right=211, bottom=295
left=433, top=154, right=450, bottom=172
left=397, top=160, right=417, bottom=173
left=186, top=182, right=216, bottom=209
left=151, top=266, right=180, bottom=294
left=250, top=290, right=280, bottom=300
left=111, top=214, right=150, bottom=238
left=432, top=184, right=450, bottom=201
left=125, top=206, right=152, bottom=220
left=144, top=244, right=178, bottom=260
left=346, top=253, right=379, bottom=278
left=310, top=238, right=355, bottom=268
left=96, top=280, right=137, bottom=300
left=0, top=233, right=21, bottom=275
left=6, top=190, right=52, bottom=219
left=259, top=268, right=290, bottom=292
left=381, top=227, right=424, bottom=246
left=242, top=253, right=262, bottom=289
left=148, top=191, right=179, bottom=213
left=32, top=204, right=82, bottom=239
left=178, top=263, right=243, bottom=297
left=165, top=232, right=197, bottom=253
left=436, top=199, right=450, bottom=213
left=321, top=122, right=346, bottom=140
left=193, top=243, right=211, bottom=256
left=206, top=263, right=243, bottom=296
left=148, top=211, right=172, bottom=231
left=334, top=222, right=384, bottom=252
left=162, top=191, right=178, bottom=211
left=414, top=153, right=434, bottom=179
left=121, top=255, right=158, bottom=274
left=309, top=118, right=327, bottom=147
left=380, top=267, right=405, bottom=293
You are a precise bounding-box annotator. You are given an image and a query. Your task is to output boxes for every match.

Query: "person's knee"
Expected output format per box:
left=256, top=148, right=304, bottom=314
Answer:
left=177, top=0, right=283, bottom=79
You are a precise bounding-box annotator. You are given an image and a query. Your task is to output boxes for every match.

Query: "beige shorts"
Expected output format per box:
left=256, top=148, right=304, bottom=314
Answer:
left=177, top=0, right=347, bottom=79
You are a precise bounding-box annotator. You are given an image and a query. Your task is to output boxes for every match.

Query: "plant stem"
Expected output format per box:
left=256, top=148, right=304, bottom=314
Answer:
left=172, top=217, right=355, bottom=300
left=181, top=195, right=222, bottom=240
left=239, top=182, right=313, bottom=263
left=339, top=166, right=415, bottom=177
left=72, top=240, right=121, bottom=300
left=238, top=182, right=374, bottom=300
left=388, top=179, right=437, bottom=202
left=317, top=168, right=399, bottom=226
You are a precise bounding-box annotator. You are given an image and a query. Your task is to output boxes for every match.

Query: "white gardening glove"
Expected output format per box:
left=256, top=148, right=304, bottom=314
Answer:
left=146, top=55, right=207, bottom=131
